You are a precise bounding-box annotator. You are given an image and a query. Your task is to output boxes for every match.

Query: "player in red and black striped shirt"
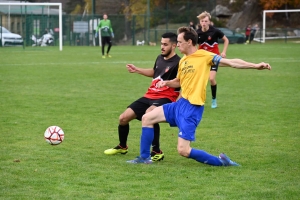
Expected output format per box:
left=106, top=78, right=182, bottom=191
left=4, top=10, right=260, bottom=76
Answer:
left=196, top=11, right=229, bottom=108
left=104, top=32, right=180, bottom=161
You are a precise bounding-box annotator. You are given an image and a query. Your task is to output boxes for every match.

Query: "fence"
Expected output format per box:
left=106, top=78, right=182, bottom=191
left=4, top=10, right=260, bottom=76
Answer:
left=1, top=1, right=300, bottom=47
left=235, top=26, right=300, bottom=44
left=0, top=1, right=216, bottom=47
left=254, top=27, right=300, bottom=43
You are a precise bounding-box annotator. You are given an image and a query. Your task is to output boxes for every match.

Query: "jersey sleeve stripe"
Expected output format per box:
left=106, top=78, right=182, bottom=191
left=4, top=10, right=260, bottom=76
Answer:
left=212, top=55, right=222, bottom=66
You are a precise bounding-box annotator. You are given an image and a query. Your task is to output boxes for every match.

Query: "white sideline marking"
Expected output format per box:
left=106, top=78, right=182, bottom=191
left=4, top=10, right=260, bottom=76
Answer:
left=3, top=61, right=154, bottom=66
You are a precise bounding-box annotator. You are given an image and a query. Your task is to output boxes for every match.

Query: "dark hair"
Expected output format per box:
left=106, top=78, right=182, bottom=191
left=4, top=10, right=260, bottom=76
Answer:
left=161, top=32, right=177, bottom=44
left=177, top=27, right=197, bottom=46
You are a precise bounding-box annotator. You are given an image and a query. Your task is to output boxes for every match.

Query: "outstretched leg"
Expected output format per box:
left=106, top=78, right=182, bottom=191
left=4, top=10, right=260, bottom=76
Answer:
left=178, top=137, right=239, bottom=166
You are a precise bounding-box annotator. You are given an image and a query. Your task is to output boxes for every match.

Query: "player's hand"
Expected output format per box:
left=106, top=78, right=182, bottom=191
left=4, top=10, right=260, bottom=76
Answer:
left=126, top=64, right=137, bottom=73
left=111, top=32, right=114, bottom=38
left=156, top=81, right=167, bottom=88
left=256, top=62, right=271, bottom=70
left=220, top=52, right=226, bottom=58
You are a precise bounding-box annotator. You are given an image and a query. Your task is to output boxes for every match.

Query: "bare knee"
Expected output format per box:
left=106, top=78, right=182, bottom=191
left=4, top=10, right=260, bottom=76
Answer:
left=210, top=71, right=217, bottom=85
left=141, top=106, right=165, bottom=127
left=119, top=111, right=135, bottom=125
left=209, top=75, right=217, bottom=84
left=141, top=113, right=153, bottom=127
left=119, top=114, right=128, bottom=125
left=177, top=145, right=191, bottom=157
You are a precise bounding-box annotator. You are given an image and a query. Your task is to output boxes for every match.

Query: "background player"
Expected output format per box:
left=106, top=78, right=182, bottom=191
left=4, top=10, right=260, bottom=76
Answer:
left=97, top=13, right=114, bottom=58
left=196, top=11, right=229, bottom=108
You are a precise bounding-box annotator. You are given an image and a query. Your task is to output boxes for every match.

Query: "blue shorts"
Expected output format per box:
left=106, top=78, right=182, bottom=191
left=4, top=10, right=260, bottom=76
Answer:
left=162, top=98, right=204, bottom=141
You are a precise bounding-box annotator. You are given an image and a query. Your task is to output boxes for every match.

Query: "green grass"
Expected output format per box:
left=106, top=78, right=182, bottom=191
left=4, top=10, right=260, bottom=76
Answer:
left=0, top=43, right=300, bottom=200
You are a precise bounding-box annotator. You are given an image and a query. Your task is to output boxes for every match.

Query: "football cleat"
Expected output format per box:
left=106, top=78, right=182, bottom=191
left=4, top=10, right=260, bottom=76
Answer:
left=219, top=153, right=240, bottom=166
left=104, top=145, right=128, bottom=155
left=151, top=150, right=164, bottom=161
left=211, top=98, right=217, bottom=108
left=127, top=156, right=152, bottom=164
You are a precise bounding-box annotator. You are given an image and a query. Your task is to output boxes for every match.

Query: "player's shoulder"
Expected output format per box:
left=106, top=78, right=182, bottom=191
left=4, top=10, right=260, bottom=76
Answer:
left=197, top=49, right=213, bottom=54
left=209, top=26, right=220, bottom=33
left=156, top=54, right=164, bottom=60
left=212, top=26, right=224, bottom=34
left=196, top=28, right=205, bottom=35
left=195, top=49, right=217, bottom=58
left=211, top=27, right=225, bottom=37
left=167, top=54, right=181, bottom=64
left=174, top=54, right=181, bottom=61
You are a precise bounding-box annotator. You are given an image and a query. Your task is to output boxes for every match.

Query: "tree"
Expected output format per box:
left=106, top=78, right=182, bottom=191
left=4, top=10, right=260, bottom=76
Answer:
left=260, top=0, right=300, bottom=10
left=259, top=0, right=300, bottom=18
left=65, top=0, right=92, bottom=15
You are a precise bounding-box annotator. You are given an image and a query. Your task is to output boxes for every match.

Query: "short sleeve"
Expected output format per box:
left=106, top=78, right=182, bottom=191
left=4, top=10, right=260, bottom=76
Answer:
left=216, top=28, right=225, bottom=39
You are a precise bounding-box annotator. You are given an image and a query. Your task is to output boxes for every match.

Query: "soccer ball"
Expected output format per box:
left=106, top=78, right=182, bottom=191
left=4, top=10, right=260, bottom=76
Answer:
left=44, top=126, right=64, bottom=145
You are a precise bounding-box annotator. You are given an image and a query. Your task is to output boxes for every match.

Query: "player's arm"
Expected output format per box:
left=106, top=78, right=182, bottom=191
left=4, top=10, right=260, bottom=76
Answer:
left=219, top=58, right=271, bottom=70
left=157, top=78, right=180, bottom=88
left=220, top=35, right=229, bottom=58
left=126, top=64, right=154, bottom=77
left=96, top=21, right=102, bottom=31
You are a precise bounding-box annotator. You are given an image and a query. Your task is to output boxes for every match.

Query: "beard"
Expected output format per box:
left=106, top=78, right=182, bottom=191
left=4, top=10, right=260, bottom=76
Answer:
left=161, top=49, right=172, bottom=57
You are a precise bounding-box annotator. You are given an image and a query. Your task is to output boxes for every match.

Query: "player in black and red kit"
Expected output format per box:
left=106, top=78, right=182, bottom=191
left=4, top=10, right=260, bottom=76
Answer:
left=196, top=11, right=229, bottom=108
left=104, top=32, right=181, bottom=161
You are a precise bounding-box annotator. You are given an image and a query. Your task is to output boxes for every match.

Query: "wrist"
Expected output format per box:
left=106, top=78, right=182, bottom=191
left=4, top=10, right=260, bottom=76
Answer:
left=164, top=80, right=169, bottom=86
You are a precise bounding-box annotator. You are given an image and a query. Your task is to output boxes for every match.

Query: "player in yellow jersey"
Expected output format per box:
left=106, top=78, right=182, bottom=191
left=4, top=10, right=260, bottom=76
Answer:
left=127, top=27, right=271, bottom=166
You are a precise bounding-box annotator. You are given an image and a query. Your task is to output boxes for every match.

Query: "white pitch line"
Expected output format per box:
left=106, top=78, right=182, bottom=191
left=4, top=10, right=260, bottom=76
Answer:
left=2, top=61, right=154, bottom=66
left=2, top=58, right=299, bottom=67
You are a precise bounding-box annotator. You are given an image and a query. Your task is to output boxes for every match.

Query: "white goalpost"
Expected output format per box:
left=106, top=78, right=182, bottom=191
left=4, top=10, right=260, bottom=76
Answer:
left=262, top=9, right=300, bottom=43
left=0, top=2, right=63, bottom=51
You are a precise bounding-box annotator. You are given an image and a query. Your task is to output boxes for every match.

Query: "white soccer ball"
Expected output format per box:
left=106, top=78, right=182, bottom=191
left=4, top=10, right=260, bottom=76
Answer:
left=44, top=126, right=64, bottom=145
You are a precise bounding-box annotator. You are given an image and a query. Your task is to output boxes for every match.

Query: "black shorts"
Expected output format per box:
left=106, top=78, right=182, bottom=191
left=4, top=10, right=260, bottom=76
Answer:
left=128, top=97, right=172, bottom=120
left=101, top=36, right=111, bottom=45
left=210, top=64, right=218, bottom=72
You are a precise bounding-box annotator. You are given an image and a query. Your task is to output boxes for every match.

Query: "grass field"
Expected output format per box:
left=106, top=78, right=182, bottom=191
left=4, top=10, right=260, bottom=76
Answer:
left=0, top=42, right=300, bottom=199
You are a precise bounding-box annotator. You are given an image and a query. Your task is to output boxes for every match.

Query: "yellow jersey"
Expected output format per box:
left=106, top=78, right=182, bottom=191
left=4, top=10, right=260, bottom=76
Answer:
left=177, top=49, right=222, bottom=105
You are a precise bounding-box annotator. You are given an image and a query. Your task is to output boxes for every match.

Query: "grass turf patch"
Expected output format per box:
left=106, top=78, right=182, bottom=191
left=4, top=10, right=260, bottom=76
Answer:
left=0, top=43, right=299, bottom=199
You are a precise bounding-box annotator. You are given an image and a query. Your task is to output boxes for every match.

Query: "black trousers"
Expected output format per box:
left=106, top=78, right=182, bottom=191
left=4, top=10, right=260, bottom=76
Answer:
left=101, top=36, right=112, bottom=55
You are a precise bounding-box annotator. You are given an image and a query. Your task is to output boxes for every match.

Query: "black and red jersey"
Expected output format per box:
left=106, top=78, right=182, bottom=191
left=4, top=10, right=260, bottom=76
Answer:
left=196, top=25, right=224, bottom=55
left=144, top=54, right=181, bottom=102
left=245, top=27, right=251, bottom=36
